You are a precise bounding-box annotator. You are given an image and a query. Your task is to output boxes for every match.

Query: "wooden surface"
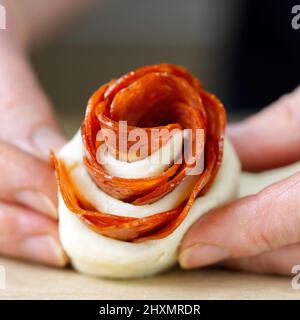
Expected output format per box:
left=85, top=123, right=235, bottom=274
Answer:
left=0, top=257, right=299, bottom=300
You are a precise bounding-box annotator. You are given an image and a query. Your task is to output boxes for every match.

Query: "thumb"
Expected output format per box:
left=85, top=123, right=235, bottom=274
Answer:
left=228, top=86, right=300, bottom=172
left=179, top=172, right=300, bottom=269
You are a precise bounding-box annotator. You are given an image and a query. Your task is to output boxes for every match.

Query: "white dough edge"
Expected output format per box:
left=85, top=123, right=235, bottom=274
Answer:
left=58, top=136, right=241, bottom=279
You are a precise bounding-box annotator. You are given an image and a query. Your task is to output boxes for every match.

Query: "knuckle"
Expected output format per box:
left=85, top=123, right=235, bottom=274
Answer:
left=246, top=193, right=277, bottom=253
left=249, top=176, right=300, bottom=253
left=277, top=92, right=300, bottom=130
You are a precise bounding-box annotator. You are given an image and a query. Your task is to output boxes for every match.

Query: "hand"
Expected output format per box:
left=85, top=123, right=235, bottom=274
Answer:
left=0, top=37, right=68, bottom=266
left=179, top=86, right=300, bottom=275
left=0, top=0, right=95, bottom=267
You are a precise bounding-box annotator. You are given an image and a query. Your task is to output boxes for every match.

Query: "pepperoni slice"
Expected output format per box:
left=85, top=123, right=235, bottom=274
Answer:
left=53, top=63, right=226, bottom=242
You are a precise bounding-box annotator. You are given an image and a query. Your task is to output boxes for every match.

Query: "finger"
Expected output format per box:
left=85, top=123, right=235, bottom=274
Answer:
left=228, top=86, right=300, bottom=172
left=0, top=140, right=58, bottom=218
left=0, top=202, right=68, bottom=267
left=179, top=172, right=300, bottom=269
left=224, top=243, right=300, bottom=276
left=0, top=44, right=66, bottom=160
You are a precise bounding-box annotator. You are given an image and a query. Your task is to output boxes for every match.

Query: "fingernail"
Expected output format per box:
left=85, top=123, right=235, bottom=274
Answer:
left=21, top=235, right=68, bottom=267
left=32, top=126, right=66, bottom=157
left=15, top=190, right=58, bottom=219
left=179, top=245, right=230, bottom=269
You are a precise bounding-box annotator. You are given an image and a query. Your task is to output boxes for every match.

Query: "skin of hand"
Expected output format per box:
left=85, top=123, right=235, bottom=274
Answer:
left=0, top=0, right=95, bottom=266
left=179, top=86, right=300, bottom=275
left=0, top=39, right=68, bottom=266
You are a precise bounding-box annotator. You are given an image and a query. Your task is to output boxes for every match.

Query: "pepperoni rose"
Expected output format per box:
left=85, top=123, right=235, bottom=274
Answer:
left=53, top=63, right=226, bottom=243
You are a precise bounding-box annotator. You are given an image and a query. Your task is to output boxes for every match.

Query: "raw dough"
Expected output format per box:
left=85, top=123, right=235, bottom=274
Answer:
left=58, top=132, right=240, bottom=278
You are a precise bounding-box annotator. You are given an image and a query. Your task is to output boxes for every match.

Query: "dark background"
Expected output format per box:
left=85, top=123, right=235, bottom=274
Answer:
left=30, top=0, right=300, bottom=136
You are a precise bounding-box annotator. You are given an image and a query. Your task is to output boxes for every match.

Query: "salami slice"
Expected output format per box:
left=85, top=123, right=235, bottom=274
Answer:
left=53, top=63, right=226, bottom=242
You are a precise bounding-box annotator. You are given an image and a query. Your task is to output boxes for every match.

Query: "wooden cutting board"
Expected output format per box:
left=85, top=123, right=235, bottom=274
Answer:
left=0, top=257, right=299, bottom=300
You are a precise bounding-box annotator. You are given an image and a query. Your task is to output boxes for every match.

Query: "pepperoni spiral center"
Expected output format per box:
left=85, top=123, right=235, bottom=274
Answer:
left=53, top=64, right=226, bottom=242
